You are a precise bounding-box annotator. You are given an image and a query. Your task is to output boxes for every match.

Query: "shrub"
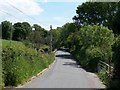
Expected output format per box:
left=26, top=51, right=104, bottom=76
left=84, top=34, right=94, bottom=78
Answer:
left=69, top=25, right=115, bottom=72
left=99, top=70, right=109, bottom=85
left=2, top=40, right=55, bottom=86
left=86, top=47, right=105, bottom=72
left=110, top=36, right=120, bottom=88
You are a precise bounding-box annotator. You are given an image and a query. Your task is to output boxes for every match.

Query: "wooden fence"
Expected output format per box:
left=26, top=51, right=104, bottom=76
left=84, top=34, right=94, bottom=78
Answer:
left=98, top=60, right=114, bottom=78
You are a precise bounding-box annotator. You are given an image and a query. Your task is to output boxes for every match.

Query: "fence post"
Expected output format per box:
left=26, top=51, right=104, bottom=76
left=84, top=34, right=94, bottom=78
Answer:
left=98, top=61, right=113, bottom=74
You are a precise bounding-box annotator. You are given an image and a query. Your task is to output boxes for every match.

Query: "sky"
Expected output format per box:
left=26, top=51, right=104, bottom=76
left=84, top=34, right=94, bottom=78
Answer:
left=0, top=0, right=86, bottom=30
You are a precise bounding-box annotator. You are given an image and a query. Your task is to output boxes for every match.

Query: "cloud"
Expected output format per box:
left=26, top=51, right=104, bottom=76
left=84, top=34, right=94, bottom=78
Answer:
left=36, top=0, right=86, bottom=2
left=0, top=0, right=44, bottom=26
left=0, top=0, right=43, bottom=15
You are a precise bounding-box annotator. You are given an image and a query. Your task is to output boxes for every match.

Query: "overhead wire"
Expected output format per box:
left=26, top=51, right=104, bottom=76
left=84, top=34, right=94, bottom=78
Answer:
left=0, top=10, right=24, bottom=21
left=4, top=0, right=41, bottom=24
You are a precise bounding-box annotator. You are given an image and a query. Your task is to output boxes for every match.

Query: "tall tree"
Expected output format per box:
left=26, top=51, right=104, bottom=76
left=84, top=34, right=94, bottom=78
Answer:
left=13, top=22, right=25, bottom=41
left=60, top=23, right=78, bottom=47
left=28, top=24, right=49, bottom=50
left=13, top=22, right=32, bottom=41
left=112, top=2, right=120, bottom=34
left=111, top=36, right=120, bottom=88
left=73, top=2, right=118, bottom=30
left=2, top=21, right=14, bottom=40
left=51, top=28, right=61, bottom=49
left=22, top=22, right=32, bottom=39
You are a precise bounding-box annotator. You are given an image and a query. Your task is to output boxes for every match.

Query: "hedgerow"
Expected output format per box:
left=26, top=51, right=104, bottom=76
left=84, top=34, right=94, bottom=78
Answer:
left=67, top=25, right=115, bottom=72
left=2, top=40, right=55, bottom=86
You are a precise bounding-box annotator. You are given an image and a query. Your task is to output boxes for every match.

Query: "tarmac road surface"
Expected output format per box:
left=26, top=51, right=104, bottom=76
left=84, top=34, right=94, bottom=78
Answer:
left=21, top=50, right=106, bottom=88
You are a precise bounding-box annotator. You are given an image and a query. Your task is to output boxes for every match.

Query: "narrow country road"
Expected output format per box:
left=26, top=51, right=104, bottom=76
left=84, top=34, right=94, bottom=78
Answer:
left=21, top=50, right=105, bottom=88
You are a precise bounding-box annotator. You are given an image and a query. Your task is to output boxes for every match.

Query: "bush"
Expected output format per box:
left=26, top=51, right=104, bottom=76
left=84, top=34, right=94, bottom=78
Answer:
left=69, top=25, right=115, bottom=72
left=110, top=36, right=120, bottom=88
left=2, top=40, right=55, bottom=86
left=39, top=45, right=50, bottom=53
left=98, top=70, right=109, bottom=85
left=86, top=47, right=105, bottom=72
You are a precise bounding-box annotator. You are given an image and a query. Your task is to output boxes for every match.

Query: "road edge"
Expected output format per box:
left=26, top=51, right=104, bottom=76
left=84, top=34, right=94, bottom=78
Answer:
left=16, top=51, right=57, bottom=88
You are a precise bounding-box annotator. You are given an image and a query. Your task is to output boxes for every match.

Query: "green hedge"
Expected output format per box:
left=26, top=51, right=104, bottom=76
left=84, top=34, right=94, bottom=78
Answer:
left=2, top=40, right=55, bottom=86
left=69, top=25, right=115, bottom=72
left=109, top=36, right=120, bottom=88
left=98, top=70, right=109, bottom=85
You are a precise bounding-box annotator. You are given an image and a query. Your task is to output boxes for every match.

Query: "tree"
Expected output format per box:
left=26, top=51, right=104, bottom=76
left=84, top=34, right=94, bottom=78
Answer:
left=2, top=21, right=14, bottom=40
left=73, top=2, right=118, bottom=30
left=112, top=2, right=120, bottom=35
left=13, top=22, right=25, bottom=41
left=27, top=24, right=49, bottom=51
left=59, top=23, right=78, bottom=47
left=22, top=22, right=32, bottom=39
left=13, top=22, right=32, bottom=41
left=33, top=24, right=48, bottom=38
left=64, top=24, right=115, bottom=72
left=51, top=29, right=61, bottom=49
left=111, top=36, right=120, bottom=88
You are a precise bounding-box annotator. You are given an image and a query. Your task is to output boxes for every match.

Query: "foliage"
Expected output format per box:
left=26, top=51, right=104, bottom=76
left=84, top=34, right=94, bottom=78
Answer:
left=51, top=28, right=61, bottom=49
left=2, top=40, right=55, bottom=86
left=112, top=2, right=120, bottom=35
left=98, top=70, right=109, bottom=85
left=2, top=21, right=14, bottom=40
left=39, top=45, right=50, bottom=53
left=0, top=54, right=3, bottom=89
left=73, top=2, right=120, bottom=35
left=21, top=22, right=32, bottom=39
left=59, top=23, right=79, bottom=47
left=2, top=21, right=50, bottom=52
left=66, top=24, right=115, bottom=72
left=85, top=47, right=104, bottom=72
left=110, top=36, right=120, bottom=88
left=27, top=24, right=49, bottom=51
left=12, top=22, right=32, bottom=41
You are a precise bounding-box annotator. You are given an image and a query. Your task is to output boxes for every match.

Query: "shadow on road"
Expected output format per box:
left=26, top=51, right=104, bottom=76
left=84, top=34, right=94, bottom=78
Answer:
left=63, top=62, right=81, bottom=68
left=56, top=53, right=81, bottom=68
left=56, top=54, right=74, bottom=59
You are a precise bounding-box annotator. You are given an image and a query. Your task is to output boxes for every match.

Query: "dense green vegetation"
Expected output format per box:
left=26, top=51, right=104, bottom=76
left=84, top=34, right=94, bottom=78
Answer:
left=73, top=2, right=120, bottom=34
left=58, top=24, right=115, bottom=75
left=68, top=25, right=114, bottom=72
left=1, top=17, right=54, bottom=88
left=110, top=36, right=120, bottom=88
left=1, top=1, right=120, bottom=89
left=0, top=38, right=2, bottom=89
left=2, top=39, right=55, bottom=86
left=53, top=2, right=120, bottom=88
left=1, top=21, right=50, bottom=51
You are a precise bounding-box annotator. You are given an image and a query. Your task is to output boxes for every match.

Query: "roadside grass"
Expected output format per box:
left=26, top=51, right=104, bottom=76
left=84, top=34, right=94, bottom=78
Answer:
left=2, top=39, right=55, bottom=87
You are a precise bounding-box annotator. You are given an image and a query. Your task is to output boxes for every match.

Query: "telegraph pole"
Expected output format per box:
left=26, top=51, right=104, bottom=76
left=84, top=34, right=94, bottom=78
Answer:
left=50, top=25, right=52, bottom=52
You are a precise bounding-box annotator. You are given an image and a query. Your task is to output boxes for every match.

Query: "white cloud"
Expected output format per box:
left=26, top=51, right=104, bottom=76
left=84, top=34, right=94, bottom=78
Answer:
left=0, top=0, right=44, bottom=27
left=0, top=0, right=43, bottom=15
left=36, top=0, right=86, bottom=2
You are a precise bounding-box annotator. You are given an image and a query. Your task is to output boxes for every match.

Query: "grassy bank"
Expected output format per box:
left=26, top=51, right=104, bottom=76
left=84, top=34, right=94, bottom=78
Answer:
left=2, top=39, right=55, bottom=87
